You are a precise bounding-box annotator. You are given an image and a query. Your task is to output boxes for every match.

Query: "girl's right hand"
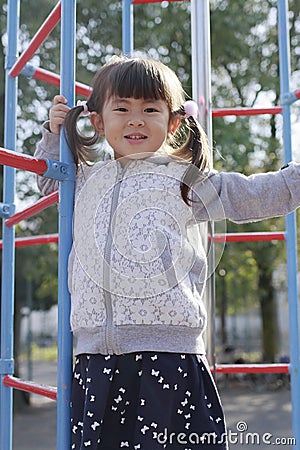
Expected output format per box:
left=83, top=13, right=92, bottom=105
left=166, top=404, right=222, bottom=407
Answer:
left=49, top=95, right=70, bottom=134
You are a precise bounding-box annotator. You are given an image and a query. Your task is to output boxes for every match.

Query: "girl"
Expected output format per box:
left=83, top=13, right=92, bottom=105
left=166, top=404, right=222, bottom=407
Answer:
left=35, top=56, right=300, bottom=450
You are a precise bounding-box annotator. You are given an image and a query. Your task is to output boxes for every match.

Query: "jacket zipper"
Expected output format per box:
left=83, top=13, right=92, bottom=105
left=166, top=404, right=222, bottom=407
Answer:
left=103, top=161, right=126, bottom=354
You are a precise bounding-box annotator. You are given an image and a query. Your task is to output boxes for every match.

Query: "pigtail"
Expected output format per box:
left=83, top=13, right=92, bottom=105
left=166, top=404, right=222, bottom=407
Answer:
left=64, top=103, right=99, bottom=168
left=173, top=103, right=210, bottom=206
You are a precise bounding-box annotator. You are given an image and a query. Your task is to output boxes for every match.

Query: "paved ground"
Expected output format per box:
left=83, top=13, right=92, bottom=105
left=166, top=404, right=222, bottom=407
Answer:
left=12, top=362, right=294, bottom=449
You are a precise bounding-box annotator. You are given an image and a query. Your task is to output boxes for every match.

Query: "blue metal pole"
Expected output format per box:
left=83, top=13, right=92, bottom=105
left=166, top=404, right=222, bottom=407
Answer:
left=190, top=0, right=215, bottom=366
left=0, top=0, right=19, bottom=448
left=122, top=0, right=133, bottom=55
left=56, top=0, right=76, bottom=449
left=277, top=1, right=300, bottom=448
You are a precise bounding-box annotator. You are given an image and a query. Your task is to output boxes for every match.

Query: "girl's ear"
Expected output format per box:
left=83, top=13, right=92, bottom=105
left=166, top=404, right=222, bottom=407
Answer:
left=168, top=115, right=181, bottom=135
left=90, top=112, right=105, bottom=137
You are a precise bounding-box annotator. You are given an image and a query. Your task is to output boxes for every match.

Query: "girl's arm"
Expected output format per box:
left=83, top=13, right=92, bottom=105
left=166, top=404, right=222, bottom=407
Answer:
left=192, top=163, right=300, bottom=223
left=34, top=96, right=70, bottom=195
left=34, top=122, right=60, bottom=195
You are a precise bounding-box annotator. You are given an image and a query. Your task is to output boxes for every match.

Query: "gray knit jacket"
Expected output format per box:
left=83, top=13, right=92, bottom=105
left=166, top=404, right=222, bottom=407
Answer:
left=35, top=123, right=300, bottom=356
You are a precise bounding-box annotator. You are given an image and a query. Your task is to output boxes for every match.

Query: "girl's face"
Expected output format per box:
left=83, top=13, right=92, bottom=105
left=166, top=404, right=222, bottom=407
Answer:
left=90, top=97, right=180, bottom=161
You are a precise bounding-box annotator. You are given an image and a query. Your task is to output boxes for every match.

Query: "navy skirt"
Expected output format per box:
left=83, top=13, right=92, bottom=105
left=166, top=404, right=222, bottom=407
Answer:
left=71, top=353, right=227, bottom=449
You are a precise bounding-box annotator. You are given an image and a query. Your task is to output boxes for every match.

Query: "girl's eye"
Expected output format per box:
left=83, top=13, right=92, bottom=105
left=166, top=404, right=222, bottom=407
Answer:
left=144, top=107, right=158, bottom=113
left=114, top=107, right=127, bottom=112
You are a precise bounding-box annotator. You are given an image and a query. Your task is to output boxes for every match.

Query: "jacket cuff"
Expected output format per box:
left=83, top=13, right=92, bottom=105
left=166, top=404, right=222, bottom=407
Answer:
left=40, top=121, right=60, bottom=158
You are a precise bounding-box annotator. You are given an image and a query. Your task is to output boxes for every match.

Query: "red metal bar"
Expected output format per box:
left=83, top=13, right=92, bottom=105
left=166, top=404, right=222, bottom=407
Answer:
left=212, top=106, right=282, bottom=118
left=32, top=67, right=60, bottom=88
left=9, top=2, right=61, bottom=78
left=215, top=363, right=289, bottom=374
left=0, top=234, right=58, bottom=249
left=213, top=232, right=285, bottom=243
left=3, top=375, right=57, bottom=401
left=0, top=147, right=48, bottom=175
left=14, top=234, right=58, bottom=247
left=32, top=67, right=92, bottom=97
left=5, top=191, right=58, bottom=227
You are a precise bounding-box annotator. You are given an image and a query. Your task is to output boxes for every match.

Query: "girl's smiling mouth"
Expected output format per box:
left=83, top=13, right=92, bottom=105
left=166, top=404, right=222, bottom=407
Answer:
left=125, top=134, right=147, bottom=141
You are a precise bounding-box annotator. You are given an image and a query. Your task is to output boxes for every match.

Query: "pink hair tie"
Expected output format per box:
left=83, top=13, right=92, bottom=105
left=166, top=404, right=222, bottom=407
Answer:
left=183, top=100, right=198, bottom=119
left=77, top=100, right=90, bottom=116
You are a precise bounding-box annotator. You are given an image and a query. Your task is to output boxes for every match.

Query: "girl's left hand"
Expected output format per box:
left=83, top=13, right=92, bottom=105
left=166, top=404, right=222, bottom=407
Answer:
left=49, top=95, right=70, bottom=134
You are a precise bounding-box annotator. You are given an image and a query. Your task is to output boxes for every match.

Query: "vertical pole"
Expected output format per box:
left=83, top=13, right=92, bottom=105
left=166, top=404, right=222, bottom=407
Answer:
left=56, top=0, right=76, bottom=449
left=26, top=280, right=33, bottom=382
left=122, top=0, right=134, bottom=55
left=277, top=1, right=300, bottom=448
left=190, top=0, right=215, bottom=367
left=0, top=0, right=19, bottom=448
left=191, top=0, right=212, bottom=141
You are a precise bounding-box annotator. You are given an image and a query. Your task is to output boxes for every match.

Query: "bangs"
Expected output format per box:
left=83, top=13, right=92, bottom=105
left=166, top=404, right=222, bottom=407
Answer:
left=107, top=59, right=172, bottom=104
left=89, top=57, right=185, bottom=114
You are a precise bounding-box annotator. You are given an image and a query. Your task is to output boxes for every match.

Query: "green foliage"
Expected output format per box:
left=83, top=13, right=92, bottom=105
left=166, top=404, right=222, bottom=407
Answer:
left=14, top=204, right=58, bottom=311
left=217, top=246, right=259, bottom=314
left=20, top=342, right=57, bottom=362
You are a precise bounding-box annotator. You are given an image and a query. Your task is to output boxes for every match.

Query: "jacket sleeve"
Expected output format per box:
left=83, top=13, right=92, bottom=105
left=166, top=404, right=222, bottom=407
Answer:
left=192, top=163, right=300, bottom=223
left=34, top=121, right=60, bottom=195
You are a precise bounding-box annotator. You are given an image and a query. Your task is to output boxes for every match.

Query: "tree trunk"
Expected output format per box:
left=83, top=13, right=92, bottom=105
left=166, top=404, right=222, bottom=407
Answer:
left=258, top=268, right=279, bottom=362
left=219, top=270, right=228, bottom=346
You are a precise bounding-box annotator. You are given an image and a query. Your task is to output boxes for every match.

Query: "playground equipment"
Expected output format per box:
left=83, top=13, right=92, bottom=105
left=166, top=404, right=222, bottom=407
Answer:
left=0, top=0, right=299, bottom=449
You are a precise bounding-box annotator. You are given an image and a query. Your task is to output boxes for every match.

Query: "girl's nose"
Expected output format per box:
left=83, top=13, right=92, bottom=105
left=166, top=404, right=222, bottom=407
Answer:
left=128, top=117, right=145, bottom=127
